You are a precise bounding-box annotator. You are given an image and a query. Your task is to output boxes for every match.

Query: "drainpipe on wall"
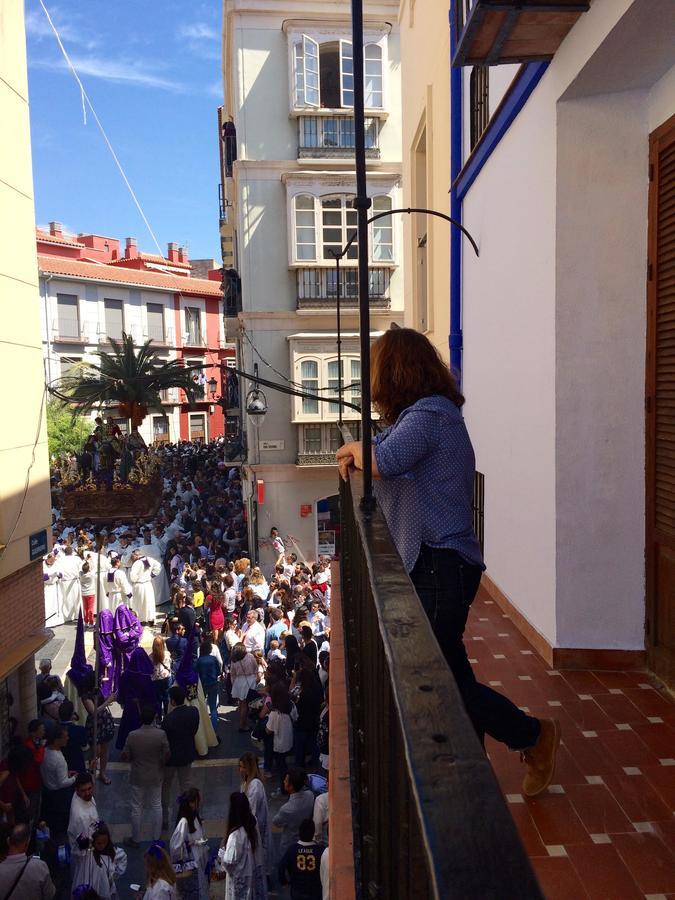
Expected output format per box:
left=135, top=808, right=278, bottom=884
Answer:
left=449, top=5, right=463, bottom=383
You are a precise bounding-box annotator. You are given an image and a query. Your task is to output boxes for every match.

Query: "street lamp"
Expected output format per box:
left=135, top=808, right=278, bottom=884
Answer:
left=245, top=363, right=267, bottom=427
left=207, top=376, right=218, bottom=397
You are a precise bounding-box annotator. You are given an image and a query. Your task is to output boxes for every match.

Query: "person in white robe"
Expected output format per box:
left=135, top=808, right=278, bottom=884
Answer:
left=57, top=546, right=83, bottom=622
left=104, top=557, right=133, bottom=609
left=83, top=550, right=112, bottom=612
left=143, top=538, right=170, bottom=607
left=72, top=824, right=127, bottom=899
left=238, top=753, right=271, bottom=877
left=169, top=790, right=209, bottom=899
left=129, top=551, right=161, bottom=623
left=68, top=775, right=100, bottom=876
left=211, top=792, right=267, bottom=900
left=43, top=553, right=64, bottom=627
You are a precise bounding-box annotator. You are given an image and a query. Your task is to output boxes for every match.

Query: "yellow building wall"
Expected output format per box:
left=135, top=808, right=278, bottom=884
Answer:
left=0, top=0, right=52, bottom=583
left=399, top=0, right=452, bottom=362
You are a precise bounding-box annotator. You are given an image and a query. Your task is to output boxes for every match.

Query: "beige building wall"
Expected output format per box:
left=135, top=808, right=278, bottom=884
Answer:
left=399, top=0, right=451, bottom=362
left=0, top=0, right=53, bottom=739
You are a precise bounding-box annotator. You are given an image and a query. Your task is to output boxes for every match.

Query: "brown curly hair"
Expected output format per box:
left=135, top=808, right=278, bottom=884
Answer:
left=371, top=327, right=464, bottom=424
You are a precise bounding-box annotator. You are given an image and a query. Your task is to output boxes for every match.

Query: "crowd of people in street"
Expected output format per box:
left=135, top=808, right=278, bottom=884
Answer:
left=0, top=440, right=331, bottom=899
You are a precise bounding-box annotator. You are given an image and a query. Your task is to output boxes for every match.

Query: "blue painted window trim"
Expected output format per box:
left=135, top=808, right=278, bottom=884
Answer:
left=455, top=61, right=549, bottom=202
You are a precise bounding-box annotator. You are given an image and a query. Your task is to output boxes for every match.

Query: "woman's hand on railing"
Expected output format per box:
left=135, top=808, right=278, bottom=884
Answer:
left=336, top=441, right=380, bottom=482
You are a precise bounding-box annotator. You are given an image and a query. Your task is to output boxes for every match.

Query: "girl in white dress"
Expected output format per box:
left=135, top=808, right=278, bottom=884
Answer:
left=144, top=842, right=178, bottom=900
left=170, top=788, right=209, bottom=900
left=238, top=753, right=271, bottom=878
left=71, top=824, right=127, bottom=899
left=211, top=791, right=267, bottom=900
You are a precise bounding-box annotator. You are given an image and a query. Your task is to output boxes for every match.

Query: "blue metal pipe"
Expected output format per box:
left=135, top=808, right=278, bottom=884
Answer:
left=449, top=3, right=463, bottom=383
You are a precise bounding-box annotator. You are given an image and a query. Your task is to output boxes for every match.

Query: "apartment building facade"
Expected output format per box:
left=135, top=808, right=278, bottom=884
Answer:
left=221, top=0, right=403, bottom=565
left=38, top=223, right=235, bottom=446
left=0, top=0, right=54, bottom=752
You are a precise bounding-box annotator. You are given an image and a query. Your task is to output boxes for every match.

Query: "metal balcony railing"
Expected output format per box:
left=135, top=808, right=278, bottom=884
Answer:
left=145, top=326, right=174, bottom=346
left=52, top=319, right=87, bottom=343
left=298, top=116, right=379, bottom=158
left=297, top=267, right=390, bottom=308
left=339, top=468, right=543, bottom=899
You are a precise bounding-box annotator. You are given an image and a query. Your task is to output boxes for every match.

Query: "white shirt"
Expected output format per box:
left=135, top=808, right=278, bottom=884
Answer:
left=267, top=707, right=297, bottom=753
left=241, top=620, right=265, bottom=654
left=41, top=748, right=76, bottom=790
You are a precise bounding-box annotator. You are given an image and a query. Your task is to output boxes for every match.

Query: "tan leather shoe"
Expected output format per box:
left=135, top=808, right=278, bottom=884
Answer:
left=522, top=718, right=561, bottom=797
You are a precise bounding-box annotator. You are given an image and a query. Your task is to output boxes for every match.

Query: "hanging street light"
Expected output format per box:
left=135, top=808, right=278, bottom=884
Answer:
left=245, top=363, right=268, bottom=427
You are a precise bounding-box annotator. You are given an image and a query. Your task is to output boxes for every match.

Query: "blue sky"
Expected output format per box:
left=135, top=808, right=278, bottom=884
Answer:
left=26, top=1, right=223, bottom=260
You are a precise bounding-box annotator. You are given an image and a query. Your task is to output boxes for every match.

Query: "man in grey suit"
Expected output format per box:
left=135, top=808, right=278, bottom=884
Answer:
left=121, top=704, right=170, bottom=847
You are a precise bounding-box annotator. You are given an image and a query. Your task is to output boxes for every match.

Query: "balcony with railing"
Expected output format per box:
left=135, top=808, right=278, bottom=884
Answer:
left=145, top=325, right=174, bottom=347
left=298, top=116, right=379, bottom=159
left=451, top=0, right=589, bottom=68
left=297, top=267, right=390, bottom=310
left=52, top=318, right=88, bottom=344
left=333, top=469, right=543, bottom=898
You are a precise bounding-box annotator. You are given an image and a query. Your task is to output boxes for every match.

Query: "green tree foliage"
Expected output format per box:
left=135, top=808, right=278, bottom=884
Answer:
left=46, top=399, right=91, bottom=458
left=54, top=333, right=203, bottom=419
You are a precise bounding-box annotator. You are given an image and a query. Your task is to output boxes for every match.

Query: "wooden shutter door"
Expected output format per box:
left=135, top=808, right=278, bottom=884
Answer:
left=646, top=114, right=675, bottom=687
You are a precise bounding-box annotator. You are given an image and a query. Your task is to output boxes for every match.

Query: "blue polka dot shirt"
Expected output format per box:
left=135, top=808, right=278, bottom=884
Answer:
left=373, top=395, right=485, bottom=573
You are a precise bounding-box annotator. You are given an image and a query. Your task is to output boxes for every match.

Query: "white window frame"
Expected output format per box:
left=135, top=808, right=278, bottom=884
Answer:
left=370, top=194, right=394, bottom=263
left=289, top=187, right=398, bottom=267
left=188, top=412, right=207, bottom=441
left=288, top=29, right=387, bottom=113
left=339, top=39, right=354, bottom=108
left=292, top=351, right=363, bottom=423
left=294, top=194, right=317, bottom=262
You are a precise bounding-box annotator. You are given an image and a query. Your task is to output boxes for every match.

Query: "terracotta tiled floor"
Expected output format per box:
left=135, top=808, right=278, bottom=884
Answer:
left=465, top=588, right=675, bottom=900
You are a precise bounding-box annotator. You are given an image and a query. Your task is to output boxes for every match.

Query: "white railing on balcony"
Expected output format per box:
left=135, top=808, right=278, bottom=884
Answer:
left=297, top=267, right=390, bottom=306
left=298, top=116, right=379, bottom=157
left=144, top=326, right=175, bottom=346
left=51, top=318, right=87, bottom=342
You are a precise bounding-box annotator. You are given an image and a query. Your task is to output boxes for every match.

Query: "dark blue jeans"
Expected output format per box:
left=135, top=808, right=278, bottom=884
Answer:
left=294, top=727, right=319, bottom=767
left=410, top=545, right=540, bottom=752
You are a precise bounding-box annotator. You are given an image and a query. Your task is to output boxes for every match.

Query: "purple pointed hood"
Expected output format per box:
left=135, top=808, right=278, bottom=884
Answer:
left=175, top=627, right=198, bottom=688
left=97, top=609, right=117, bottom=697
left=127, top=647, right=154, bottom=676
left=113, top=604, right=143, bottom=652
left=66, top=610, right=93, bottom=690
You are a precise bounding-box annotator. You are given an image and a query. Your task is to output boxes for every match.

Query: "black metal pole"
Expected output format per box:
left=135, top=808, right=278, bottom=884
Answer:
left=351, top=0, right=374, bottom=512
left=335, top=253, right=343, bottom=426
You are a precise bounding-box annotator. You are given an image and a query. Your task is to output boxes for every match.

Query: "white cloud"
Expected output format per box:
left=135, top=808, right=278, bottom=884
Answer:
left=25, top=5, right=97, bottom=50
left=178, top=22, right=220, bottom=42
left=32, top=55, right=185, bottom=92
left=206, top=80, right=224, bottom=99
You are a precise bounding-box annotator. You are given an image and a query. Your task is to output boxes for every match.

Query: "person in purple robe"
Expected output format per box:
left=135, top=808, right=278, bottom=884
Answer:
left=113, top=603, right=143, bottom=672
left=174, top=627, right=199, bottom=698
left=66, top=610, right=93, bottom=693
left=97, top=609, right=118, bottom=698
left=115, top=646, right=159, bottom=750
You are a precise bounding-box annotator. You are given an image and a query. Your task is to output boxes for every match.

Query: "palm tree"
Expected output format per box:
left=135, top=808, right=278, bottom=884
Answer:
left=52, top=333, right=204, bottom=426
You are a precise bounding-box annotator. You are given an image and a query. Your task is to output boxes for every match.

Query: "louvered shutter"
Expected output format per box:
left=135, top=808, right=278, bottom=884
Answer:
left=647, top=114, right=675, bottom=686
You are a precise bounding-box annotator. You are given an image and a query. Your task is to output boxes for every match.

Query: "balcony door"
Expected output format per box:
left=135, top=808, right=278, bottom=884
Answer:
left=104, top=299, right=124, bottom=341
left=189, top=412, right=206, bottom=442
left=646, top=113, right=675, bottom=687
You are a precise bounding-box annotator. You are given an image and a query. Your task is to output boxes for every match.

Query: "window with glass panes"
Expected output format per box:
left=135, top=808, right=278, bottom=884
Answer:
left=300, top=360, right=319, bottom=414
left=295, top=195, right=316, bottom=260
left=371, top=196, right=393, bottom=262
left=293, top=36, right=383, bottom=110
left=327, top=359, right=342, bottom=414
left=322, top=196, right=357, bottom=260
left=303, top=425, right=322, bottom=453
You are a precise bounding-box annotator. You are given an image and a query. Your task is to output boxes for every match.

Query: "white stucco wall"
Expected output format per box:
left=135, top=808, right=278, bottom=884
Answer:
left=555, top=90, right=648, bottom=650
left=462, top=81, right=558, bottom=644
left=461, top=0, right=674, bottom=650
